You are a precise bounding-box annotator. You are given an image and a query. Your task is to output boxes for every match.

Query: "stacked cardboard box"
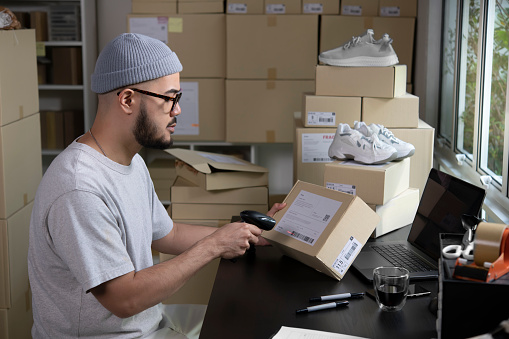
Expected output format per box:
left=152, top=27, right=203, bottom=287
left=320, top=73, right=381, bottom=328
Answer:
left=131, top=0, right=224, bottom=16
left=226, top=0, right=340, bottom=14
left=0, top=29, right=42, bottom=339
left=147, top=158, right=177, bottom=202
left=159, top=148, right=269, bottom=304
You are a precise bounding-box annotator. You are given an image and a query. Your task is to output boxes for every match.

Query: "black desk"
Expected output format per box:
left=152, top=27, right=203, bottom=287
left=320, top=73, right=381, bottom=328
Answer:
left=200, top=226, right=439, bottom=339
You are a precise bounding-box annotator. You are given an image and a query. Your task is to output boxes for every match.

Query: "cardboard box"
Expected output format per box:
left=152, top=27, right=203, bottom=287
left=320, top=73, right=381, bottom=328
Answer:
left=171, top=203, right=268, bottom=219
left=166, top=148, right=269, bottom=190
left=178, top=2, right=224, bottom=14
left=361, top=93, right=419, bottom=128
left=379, top=0, right=418, bottom=17
left=226, top=15, right=318, bottom=79
left=226, top=79, right=315, bottom=143
left=320, top=15, right=416, bottom=82
left=315, top=65, right=407, bottom=98
left=51, top=47, right=82, bottom=85
left=127, top=14, right=225, bottom=78
left=227, top=0, right=264, bottom=14
left=171, top=177, right=268, bottom=204
left=367, top=188, right=419, bottom=238
left=264, top=0, right=301, bottom=14
left=294, top=120, right=336, bottom=186
left=0, top=29, right=39, bottom=127
left=0, top=114, right=42, bottom=219
left=132, top=1, right=178, bottom=14
left=302, top=93, right=361, bottom=127
left=148, top=158, right=177, bottom=180
left=153, top=179, right=172, bottom=201
left=341, top=0, right=379, bottom=16
left=392, top=120, right=435, bottom=199
left=173, top=78, right=225, bottom=141
left=324, top=158, right=410, bottom=205
left=264, top=180, right=380, bottom=280
left=302, top=0, right=340, bottom=14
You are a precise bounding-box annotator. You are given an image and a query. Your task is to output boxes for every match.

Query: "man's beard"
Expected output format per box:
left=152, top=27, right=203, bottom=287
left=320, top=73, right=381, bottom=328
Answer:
left=133, top=101, right=174, bottom=150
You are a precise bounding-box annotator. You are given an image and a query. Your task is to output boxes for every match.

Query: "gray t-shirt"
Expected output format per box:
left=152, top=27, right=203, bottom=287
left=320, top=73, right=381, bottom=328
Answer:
left=28, top=140, right=173, bottom=338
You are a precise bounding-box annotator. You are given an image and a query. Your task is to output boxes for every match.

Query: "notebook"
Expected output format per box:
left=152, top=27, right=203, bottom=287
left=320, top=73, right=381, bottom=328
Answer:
left=352, top=168, right=486, bottom=281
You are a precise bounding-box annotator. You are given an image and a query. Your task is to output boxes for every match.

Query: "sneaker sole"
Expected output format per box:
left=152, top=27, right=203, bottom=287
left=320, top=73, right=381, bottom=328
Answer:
left=319, top=55, right=399, bottom=67
left=394, top=148, right=415, bottom=161
left=329, top=149, right=398, bottom=165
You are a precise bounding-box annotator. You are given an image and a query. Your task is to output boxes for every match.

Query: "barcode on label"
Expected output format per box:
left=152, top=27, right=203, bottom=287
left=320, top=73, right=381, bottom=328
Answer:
left=289, top=231, right=315, bottom=244
left=344, top=242, right=358, bottom=260
left=313, top=157, right=332, bottom=161
left=322, top=214, right=330, bottom=222
left=319, top=118, right=334, bottom=122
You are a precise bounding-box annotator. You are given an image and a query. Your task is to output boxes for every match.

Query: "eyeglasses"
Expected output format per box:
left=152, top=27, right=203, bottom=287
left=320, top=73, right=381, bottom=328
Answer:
left=117, top=88, right=182, bottom=112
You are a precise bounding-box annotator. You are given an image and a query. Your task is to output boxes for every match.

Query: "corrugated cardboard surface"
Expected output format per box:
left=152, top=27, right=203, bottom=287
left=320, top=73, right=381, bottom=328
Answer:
left=131, top=1, right=178, bottom=14
left=362, top=93, right=419, bottom=128
left=302, top=93, right=361, bottom=127
left=227, top=0, right=264, bottom=14
left=0, top=114, right=42, bottom=219
left=0, top=29, right=39, bottom=126
left=178, top=2, right=224, bottom=14
left=264, top=181, right=379, bottom=280
left=226, top=15, right=318, bottom=79
left=172, top=203, right=268, bottom=219
left=341, top=0, right=379, bottom=16
left=226, top=79, right=315, bottom=143
left=302, top=0, right=339, bottom=14
left=264, top=0, right=301, bottom=14
left=324, top=157, right=410, bottom=205
left=148, top=158, right=176, bottom=180
left=379, top=0, right=418, bottom=17
left=315, top=64, right=407, bottom=98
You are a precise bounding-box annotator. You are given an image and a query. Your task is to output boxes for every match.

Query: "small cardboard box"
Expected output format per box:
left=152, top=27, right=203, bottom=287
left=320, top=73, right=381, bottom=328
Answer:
left=170, top=177, right=268, bottom=205
left=367, top=188, right=419, bottom=238
left=361, top=93, right=419, bottom=128
left=148, top=158, right=177, bottom=180
left=226, top=79, right=315, bottom=143
left=264, top=0, right=301, bottom=14
left=379, top=0, right=418, bottom=17
left=127, top=14, right=225, bottom=78
left=264, top=180, right=380, bottom=280
left=132, top=1, right=178, bottom=14
left=0, top=114, right=42, bottom=219
left=315, top=65, right=407, bottom=98
left=171, top=203, right=268, bottom=219
left=324, top=158, right=410, bottom=205
left=178, top=2, right=224, bottom=14
left=302, top=93, right=361, bottom=127
left=227, top=0, right=264, bottom=14
left=166, top=148, right=269, bottom=190
left=0, top=29, right=39, bottom=127
left=341, top=0, right=379, bottom=16
left=302, top=0, right=340, bottom=14
left=294, top=120, right=336, bottom=186
left=226, top=15, right=318, bottom=79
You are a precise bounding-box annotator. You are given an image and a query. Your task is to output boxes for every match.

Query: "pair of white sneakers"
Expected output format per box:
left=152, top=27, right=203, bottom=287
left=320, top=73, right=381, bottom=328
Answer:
left=328, top=121, right=415, bottom=165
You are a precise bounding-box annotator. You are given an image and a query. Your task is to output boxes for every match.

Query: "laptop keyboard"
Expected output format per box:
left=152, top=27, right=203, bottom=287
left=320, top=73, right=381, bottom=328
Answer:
left=372, top=244, right=435, bottom=273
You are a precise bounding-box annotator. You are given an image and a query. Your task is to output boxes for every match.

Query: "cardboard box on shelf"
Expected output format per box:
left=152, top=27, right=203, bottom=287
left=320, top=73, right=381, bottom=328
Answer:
left=0, top=114, right=42, bottom=219
left=0, top=29, right=39, bottom=127
left=361, top=93, right=419, bottom=128
left=392, top=120, right=435, bottom=199
left=367, top=188, right=419, bottom=238
left=320, top=15, right=416, bottom=82
left=324, top=158, right=410, bottom=205
left=302, top=0, right=340, bottom=14
left=178, top=2, right=224, bottom=14
left=379, top=0, right=418, bottom=17
left=294, top=120, right=336, bottom=186
left=171, top=177, right=268, bottom=205
left=264, top=0, right=301, bottom=14
left=226, top=0, right=264, bottom=14
left=51, top=47, right=82, bottom=85
left=302, top=93, right=361, bottom=127
left=171, top=203, right=268, bottom=219
left=148, top=158, right=177, bottom=181
left=341, top=0, right=379, bottom=16
left=173, top=78, right=225, bottom=141
left=127, top=14, right=225, bottom=78
left=29, top=11, right=48, bottom=41
left=315, top=65, right=407, bottom=98
left=264, top=180, right=380, bottom=281
left=131, top=1, right=177, bottom=14
left=226, top=15, right=318, bottom=79
left=166, top=148, right=269, bottom=190
left=226, top=79, right=315, bottom=143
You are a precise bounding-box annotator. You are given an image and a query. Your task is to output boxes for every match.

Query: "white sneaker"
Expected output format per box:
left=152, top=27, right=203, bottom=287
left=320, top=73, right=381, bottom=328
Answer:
left=354, top=121, right=415, bottom=160
left=318, top=29, right=399, bottom=67
left=328, top=123, right=398, bottom=165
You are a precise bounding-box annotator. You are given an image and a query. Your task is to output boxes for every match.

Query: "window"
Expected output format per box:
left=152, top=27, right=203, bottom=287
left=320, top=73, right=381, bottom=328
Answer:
left=438, top=0, right=509, bottom=222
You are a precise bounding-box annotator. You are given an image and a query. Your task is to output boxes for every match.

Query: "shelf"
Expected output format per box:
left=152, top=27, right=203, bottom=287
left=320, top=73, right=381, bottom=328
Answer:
left=43, top=41, right=83, bottom=47
left=39, top=84, right=84, bottom=90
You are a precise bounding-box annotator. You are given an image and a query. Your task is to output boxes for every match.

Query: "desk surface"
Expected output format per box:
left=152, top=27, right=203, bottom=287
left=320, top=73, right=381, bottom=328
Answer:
left=200, top=226, right=439, bottom=339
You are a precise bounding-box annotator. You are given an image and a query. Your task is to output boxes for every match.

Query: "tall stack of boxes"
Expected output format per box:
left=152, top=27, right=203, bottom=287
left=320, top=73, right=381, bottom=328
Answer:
left=0, top=29, right=42, bottom=339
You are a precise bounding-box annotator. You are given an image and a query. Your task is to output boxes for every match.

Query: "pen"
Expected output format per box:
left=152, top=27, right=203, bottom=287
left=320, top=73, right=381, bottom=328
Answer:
left=309, top=292, right=364, bottom=302
left=296, top=301, right=349, bottom=314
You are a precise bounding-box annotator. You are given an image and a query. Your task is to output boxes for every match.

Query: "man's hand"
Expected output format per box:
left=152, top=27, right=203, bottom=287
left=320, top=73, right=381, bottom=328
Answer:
left=256, top=202, right=287, bottom=246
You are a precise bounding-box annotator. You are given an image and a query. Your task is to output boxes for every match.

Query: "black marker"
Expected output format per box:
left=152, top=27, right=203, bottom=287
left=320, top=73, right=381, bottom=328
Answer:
left=296, top=301, right=349, bottom=314
left=309, top=292, right=364, bottom=302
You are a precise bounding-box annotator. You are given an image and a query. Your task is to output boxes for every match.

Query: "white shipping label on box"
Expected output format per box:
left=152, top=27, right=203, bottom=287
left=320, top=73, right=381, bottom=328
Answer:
left=303, top=3, right=323, bottom=13
left=342, top=5, right=362, bottom=15
left=174, top=82, right=199, bottom=135
left=307, top=112, right=336, bottom=126
left=274, top=190, right=342, bottom=245
left=129, top=17, right=168, bottom=43
left=198, top=152, right=246, bottom=165
left=228, top=3, right=248, bottom=13
left=266, top=4, right=286, bottom=13
left=326, top=182, right=357, bottom=195
left=302, top=133, right=334, bottom=163
left=332, top=236, right=362, bottom=275
left=380, top=6, right=401, bottom=16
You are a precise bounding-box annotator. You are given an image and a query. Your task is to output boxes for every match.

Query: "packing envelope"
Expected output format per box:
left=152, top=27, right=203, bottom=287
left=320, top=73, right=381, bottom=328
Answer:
left=264, top=180, right=380, bottom=280
left=165, top=148, right=268, bottom=190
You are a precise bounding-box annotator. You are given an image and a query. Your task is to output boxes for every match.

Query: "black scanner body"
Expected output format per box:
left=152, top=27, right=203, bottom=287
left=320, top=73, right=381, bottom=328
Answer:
left=240, top=210, right=276, bottom=231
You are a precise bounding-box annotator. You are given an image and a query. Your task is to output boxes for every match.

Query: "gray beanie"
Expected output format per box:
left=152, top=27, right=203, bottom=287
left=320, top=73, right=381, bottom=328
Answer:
left=91, top=33, right=183, bottom=94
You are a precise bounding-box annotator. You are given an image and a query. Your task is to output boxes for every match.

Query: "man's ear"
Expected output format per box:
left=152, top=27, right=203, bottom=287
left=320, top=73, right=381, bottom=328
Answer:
left=117, top=89, right=134, bottom=114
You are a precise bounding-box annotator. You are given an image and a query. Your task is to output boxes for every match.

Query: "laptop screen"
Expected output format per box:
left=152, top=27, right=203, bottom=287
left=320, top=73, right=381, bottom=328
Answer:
left=407, top=168, right=486, bottom=261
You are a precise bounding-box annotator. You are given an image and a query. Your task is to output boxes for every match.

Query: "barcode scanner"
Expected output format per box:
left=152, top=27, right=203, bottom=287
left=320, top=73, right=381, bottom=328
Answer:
left=231, top=210, right=276, bottom=262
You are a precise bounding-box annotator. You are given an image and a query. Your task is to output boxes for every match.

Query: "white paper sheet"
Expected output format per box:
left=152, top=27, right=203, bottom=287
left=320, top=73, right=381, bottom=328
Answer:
left=272, top=326, right=368, bottom=339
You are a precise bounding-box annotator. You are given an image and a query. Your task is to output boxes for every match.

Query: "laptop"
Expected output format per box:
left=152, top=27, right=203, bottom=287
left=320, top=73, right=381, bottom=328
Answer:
left=352, top=168, right=486, bottom=281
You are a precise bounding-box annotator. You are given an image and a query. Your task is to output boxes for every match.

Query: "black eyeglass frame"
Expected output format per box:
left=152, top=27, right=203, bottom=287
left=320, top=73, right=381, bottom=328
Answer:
left=117, top=88, right=182, bottom=112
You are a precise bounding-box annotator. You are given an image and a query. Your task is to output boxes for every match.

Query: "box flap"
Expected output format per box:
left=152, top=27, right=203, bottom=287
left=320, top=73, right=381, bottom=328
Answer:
left=166, top=148, right=268, bottom=174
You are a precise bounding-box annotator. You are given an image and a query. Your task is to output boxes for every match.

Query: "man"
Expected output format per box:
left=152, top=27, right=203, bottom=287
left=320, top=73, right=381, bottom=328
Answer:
left=28, top=33, right=285, bottom=338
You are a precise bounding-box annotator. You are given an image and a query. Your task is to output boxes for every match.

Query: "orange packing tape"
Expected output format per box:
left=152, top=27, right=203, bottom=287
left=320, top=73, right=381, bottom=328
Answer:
left=474, top=222, right=507, bottom=266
